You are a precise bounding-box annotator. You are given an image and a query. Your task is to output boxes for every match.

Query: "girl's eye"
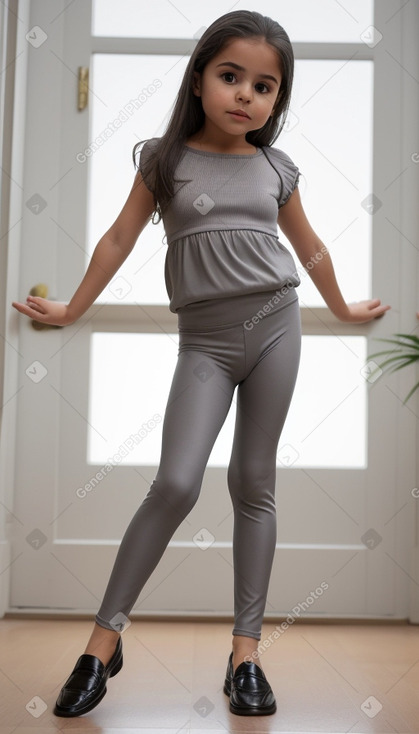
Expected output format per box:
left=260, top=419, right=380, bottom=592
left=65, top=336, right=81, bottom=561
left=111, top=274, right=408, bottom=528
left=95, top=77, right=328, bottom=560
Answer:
left=221, top=72, right=236, bottom=83
left=220, top=73, right=270, bottom=94
left=255, top=82, right=270, bottom=94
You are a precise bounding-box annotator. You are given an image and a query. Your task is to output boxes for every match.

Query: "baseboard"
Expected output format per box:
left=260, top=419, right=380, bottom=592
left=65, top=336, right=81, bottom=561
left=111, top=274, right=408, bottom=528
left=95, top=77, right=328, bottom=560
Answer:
left=3, top=608, right=409, bottom=625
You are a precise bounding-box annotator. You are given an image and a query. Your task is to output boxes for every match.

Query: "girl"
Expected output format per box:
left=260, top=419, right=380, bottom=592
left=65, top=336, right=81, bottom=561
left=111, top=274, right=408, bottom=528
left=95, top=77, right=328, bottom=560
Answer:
left=12, top=9, right=390, bottom=719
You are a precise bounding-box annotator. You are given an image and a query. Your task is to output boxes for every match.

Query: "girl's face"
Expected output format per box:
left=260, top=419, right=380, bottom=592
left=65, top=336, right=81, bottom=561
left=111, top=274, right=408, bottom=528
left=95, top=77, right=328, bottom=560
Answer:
left=192, top=37, right=282, bottom=140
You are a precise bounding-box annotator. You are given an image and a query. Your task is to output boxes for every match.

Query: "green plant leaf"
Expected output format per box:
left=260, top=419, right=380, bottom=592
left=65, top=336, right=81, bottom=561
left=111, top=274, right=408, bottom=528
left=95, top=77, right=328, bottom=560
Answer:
left=373, top=337, right=413, bottom=349
left=389, top=359, right=419, bottom=373
left=369, top=355, right=412, bottom=371
left=393, top=332, right=419, bottom=345
left=404, top=380, right=419, bottom=403
left=365, top=332, right=419, bottom=402
left=368, top=349, right=402, bottom=360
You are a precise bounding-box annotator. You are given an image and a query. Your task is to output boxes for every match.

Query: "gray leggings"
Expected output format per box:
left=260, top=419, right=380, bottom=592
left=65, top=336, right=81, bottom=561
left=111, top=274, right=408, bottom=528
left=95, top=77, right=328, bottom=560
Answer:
left=96, top=287, right=301, bottom=640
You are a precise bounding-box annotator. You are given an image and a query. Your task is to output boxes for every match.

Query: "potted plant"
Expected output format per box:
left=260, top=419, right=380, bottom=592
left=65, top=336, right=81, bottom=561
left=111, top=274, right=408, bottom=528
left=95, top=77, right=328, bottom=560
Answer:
left=368, top=332, right=419, bottom=403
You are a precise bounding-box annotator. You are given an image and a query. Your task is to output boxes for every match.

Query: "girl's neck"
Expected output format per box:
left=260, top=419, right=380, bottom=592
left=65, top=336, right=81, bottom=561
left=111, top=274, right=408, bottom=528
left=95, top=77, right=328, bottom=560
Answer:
left=185, top=130, right=257, bottom=155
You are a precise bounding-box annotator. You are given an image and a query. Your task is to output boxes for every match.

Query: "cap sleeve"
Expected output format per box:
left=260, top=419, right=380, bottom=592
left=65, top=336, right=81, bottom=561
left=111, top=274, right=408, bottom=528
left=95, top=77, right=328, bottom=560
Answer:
left=138, top=137, right=160, bottom=193
left=262, top=146, right=301, bottom=208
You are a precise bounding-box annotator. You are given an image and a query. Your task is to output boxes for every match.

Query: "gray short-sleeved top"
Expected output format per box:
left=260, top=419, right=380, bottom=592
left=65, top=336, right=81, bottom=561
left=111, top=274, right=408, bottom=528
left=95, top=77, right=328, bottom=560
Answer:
left=139, top=137, right=301, bottom=313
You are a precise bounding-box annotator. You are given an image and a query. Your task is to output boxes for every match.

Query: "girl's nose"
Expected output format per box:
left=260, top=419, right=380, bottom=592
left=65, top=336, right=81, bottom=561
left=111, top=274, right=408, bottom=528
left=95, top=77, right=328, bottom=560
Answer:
left=236, top=83, right=253, bottom=103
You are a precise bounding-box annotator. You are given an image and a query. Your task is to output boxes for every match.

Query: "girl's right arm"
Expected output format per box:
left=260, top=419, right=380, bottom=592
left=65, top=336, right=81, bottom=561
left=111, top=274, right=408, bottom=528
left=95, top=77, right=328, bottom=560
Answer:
left=12, top=171, right=156, bottom=325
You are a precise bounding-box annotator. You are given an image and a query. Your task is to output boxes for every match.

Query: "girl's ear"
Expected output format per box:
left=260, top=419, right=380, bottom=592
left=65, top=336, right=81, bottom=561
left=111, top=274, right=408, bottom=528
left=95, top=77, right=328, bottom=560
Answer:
left=192, top=71, right=201, bottom=96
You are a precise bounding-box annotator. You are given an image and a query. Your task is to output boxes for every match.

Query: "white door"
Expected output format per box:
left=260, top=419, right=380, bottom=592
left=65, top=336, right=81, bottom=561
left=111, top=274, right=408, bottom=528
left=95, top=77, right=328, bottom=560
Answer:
left=5, top=0, right=418, bottom=623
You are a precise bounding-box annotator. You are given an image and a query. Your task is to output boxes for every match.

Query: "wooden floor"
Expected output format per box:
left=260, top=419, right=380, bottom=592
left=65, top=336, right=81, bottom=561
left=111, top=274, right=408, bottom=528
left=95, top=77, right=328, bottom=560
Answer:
left=0, top=618, right=419, bottom=733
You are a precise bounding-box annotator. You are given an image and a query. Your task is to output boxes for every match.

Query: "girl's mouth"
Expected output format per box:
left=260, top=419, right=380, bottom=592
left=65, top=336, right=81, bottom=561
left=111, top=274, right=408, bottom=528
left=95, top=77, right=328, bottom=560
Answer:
left=228, top=110, right=251, bottom=120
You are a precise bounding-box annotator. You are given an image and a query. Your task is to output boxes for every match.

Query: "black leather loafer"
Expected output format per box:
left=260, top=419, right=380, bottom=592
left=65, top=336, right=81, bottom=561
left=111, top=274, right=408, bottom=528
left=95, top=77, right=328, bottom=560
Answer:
left=223, top=651, right=277, bottom=716
left=53, top=635, right=123, bottom=717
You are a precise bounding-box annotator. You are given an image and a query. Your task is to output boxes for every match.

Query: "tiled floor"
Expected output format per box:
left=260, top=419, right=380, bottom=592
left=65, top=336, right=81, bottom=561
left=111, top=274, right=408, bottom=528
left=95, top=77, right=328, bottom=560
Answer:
left=0, top=618, right=419, bottom=733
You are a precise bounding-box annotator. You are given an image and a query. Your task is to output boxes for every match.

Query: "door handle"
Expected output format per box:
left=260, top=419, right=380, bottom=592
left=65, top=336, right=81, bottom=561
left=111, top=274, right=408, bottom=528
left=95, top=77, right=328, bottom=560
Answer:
left=30, top=283, right=62, bottom=330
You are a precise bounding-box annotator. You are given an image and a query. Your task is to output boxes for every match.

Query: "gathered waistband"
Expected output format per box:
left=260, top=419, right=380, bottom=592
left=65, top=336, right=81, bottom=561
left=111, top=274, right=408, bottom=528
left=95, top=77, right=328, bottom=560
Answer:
left=177, top=285, right=298, bottom=331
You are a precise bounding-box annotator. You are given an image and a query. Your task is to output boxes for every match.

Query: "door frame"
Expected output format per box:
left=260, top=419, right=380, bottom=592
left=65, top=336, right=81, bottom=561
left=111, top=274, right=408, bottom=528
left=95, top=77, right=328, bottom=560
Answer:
left=0, top=0, right=418, bottom=620
left=0, top=0, right=31, bottom=618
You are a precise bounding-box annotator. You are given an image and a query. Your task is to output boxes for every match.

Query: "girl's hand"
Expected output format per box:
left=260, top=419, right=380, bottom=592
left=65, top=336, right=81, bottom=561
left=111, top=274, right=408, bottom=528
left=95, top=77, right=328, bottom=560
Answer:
left=12, top=296, right=74, bottom=326
left=339, top=298, right=391, bottom=324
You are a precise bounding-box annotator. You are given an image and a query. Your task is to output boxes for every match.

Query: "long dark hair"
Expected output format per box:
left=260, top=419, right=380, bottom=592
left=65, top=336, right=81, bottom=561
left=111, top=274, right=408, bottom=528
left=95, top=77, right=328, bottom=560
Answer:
left=133, top=10, right=294, bottom=223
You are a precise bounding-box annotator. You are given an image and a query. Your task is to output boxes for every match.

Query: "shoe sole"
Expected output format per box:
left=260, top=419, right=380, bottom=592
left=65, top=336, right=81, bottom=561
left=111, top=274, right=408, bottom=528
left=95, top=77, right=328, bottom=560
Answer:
left=53, top=653, right=123, bottom=717
left=223, top=680, right=276, bottom=716
left=53, top=686, right=108, bottom=717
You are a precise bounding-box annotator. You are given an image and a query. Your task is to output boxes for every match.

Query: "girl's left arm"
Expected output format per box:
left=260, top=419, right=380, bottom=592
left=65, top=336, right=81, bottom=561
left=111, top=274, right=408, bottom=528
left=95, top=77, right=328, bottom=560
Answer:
left=277, top=188, right=391, bottom=323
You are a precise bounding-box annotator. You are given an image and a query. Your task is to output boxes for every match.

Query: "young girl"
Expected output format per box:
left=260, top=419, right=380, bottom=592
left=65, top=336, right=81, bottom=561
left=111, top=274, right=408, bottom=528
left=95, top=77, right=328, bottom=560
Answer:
left=12, top=9, right=390, bottom=719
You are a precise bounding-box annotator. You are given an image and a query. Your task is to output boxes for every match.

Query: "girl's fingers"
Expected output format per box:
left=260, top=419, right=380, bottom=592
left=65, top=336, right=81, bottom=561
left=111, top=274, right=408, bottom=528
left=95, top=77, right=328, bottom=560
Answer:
left=12, top=301, right=47, bottom=320
left=364, top=300, right=391, bottom=318
left=26, top=302, right=44, bottom=313
left=366, top=299, right=389, bottom=311
left=372, top=304, right=390, bottom=317
left=11, top=301, right=29, bottom=315
left=366, top=307, right=390, bottom=321
left=345, top=300, right=391, bottom=323
left=26, top=296, right=46, bottom=312
left=25, top=303, right=45, bottom=315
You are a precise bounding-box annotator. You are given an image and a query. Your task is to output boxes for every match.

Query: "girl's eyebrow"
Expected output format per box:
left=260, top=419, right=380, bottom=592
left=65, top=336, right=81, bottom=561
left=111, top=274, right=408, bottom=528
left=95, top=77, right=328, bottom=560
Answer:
left=215, top=61, right=279, bottom=86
